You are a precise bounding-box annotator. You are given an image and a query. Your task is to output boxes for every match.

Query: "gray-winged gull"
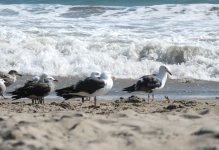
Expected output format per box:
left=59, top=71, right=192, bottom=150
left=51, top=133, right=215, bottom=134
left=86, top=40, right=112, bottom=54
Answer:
left=123, top=65, right=172, bottom=102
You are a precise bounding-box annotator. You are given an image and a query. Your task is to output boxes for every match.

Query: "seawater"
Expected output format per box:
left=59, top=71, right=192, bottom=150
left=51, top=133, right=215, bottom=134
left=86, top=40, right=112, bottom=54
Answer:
left=0, top=0, right=218, bottom=81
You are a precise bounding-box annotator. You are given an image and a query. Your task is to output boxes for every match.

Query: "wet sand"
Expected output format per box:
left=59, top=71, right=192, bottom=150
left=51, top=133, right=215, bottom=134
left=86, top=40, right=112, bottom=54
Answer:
left=8, top=75, right=219, bottom=100
left=0, top=96, right=218, bottom=150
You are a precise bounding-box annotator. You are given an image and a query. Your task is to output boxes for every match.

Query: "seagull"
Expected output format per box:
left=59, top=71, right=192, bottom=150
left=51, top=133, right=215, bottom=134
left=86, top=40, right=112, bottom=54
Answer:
left=21, top=75, right=41, bottom=104
left=56, top=71, right=101, bottom=103
left=56, top=72, right=114, bottom=106
left=123, top=65, right=172, bottom=102
left=8, top=74, right=58, bottom=104
left=0, top=79, right=6, bottom=99
left=0, top=70, right=22, bottom=87
left=84, top=71, right=101, bottom=102
left=24, top=76, right=40, bottom=86
left=90, top=72, right=101, bottom=78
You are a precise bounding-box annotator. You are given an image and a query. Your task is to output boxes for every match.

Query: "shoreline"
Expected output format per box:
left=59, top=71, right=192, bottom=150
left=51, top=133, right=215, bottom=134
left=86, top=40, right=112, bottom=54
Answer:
left=7, top=75, right=219, bottom=101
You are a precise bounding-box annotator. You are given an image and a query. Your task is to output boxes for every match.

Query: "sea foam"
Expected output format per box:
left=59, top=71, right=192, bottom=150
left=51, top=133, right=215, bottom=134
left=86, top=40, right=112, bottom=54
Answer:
left=0, top=4, right=218, bottom=80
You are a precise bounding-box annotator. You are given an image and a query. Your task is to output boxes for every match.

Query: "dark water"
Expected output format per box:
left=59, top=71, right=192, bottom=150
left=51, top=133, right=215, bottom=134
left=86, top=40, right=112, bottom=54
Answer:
left=0, top=0, right=218, bottom=5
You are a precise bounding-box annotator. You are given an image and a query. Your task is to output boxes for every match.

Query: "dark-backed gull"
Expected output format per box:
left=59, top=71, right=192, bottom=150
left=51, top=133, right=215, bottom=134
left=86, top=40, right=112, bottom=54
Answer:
left=56, top=72, right=114, bottom=106
left=8, top=74, right=57, bottom=104
left=123, top=65, right=172, bottom=102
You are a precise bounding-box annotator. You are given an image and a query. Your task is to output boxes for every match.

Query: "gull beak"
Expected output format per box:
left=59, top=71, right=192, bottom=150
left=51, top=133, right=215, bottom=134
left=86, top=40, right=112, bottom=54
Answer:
left=111, top=76, right=116, bottom=81
left=16, top=73, right=22, bottom=76
left=53, top=79, right=58, bottom=82
left=167, top=70, right=172, bottom=76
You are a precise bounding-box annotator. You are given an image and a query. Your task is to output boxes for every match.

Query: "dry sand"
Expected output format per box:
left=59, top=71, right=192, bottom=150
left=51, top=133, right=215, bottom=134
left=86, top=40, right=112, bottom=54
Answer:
left=0, top=96, right=218, bottom=150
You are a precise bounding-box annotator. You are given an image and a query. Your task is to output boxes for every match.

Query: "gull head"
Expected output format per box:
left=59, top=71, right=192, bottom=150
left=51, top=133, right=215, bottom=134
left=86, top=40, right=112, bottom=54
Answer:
left=8, top=70, right=22, bottom=76
left=90, top=71, right=101, bottom=78
left=44, top=76, right=58, bottom=83
left=40, top=73, right=58, bottom=83
left=159, top=65, right=172, bottom=75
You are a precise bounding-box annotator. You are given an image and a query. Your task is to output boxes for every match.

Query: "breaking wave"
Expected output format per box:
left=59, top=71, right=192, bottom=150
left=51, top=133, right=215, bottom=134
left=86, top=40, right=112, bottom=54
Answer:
left=0, top=4, right=218, bottom=81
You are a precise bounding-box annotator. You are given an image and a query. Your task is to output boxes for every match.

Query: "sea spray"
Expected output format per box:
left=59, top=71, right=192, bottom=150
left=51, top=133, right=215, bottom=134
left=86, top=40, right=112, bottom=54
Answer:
left=0, top=4, right=218, bottom=80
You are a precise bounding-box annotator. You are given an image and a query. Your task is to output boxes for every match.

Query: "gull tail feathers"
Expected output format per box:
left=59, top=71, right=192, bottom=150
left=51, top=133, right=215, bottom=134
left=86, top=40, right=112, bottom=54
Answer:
left=123, top=84, right=136, bottom=93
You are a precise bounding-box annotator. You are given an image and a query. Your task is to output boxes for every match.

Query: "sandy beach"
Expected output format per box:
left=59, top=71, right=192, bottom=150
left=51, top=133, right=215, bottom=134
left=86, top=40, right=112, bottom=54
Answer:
left=0, top=0, right=219, bottom=149
left=0, top=96, right=218, bottom=150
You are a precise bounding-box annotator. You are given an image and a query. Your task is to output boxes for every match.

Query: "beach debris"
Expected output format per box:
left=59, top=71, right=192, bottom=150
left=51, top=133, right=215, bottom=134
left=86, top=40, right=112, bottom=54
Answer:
left=181, top=114, right=201, bottom=119
left=165, top=104, right=178, bottom=110
left=50, top=101, right=72, bottom=110
left=164, top=96, right=171, bottom=103
left=2, top=130, right=16, bottom=140
left=199, top=109, right=210, bottom=115
left=173, top=100, right=198, bottom=107
left=192, top=128, right=215, bottom=136
left=126, top=95, right=142, bottom=103
left=192, top=128, right=219, bottom=140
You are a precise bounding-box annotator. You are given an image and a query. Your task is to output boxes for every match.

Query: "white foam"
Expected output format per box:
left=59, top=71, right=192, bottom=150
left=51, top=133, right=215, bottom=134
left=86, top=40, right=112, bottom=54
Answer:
left=0, top=4, right=218, bottom=81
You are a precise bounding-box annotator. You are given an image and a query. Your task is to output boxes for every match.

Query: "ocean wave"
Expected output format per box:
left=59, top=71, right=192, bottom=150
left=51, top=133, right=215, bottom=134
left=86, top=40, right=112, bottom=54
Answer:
left=0, top=4, right=218, bottom=81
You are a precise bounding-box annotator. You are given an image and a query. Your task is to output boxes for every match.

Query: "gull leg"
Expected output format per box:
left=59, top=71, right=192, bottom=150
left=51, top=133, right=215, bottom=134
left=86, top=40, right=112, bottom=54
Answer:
left=3, top=96, right=7, bottom=100
left=94, top=96, right=97, bottom=106
left=37, top=99, right=39, bottom=104
left=152, top=93, right=154, bottom=101
left=82, top=97, right=84, bottom=103
left=1, top=94, right=7, bottom=100
left=39, top=98, right=42, bottom=104
left=32, top=99, right=36, bottom=104
left=3, top=97, right=7, bottom=100
left=148, top=93, right=150, bottom=104
left=36, top=99, right=39, bottom=104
